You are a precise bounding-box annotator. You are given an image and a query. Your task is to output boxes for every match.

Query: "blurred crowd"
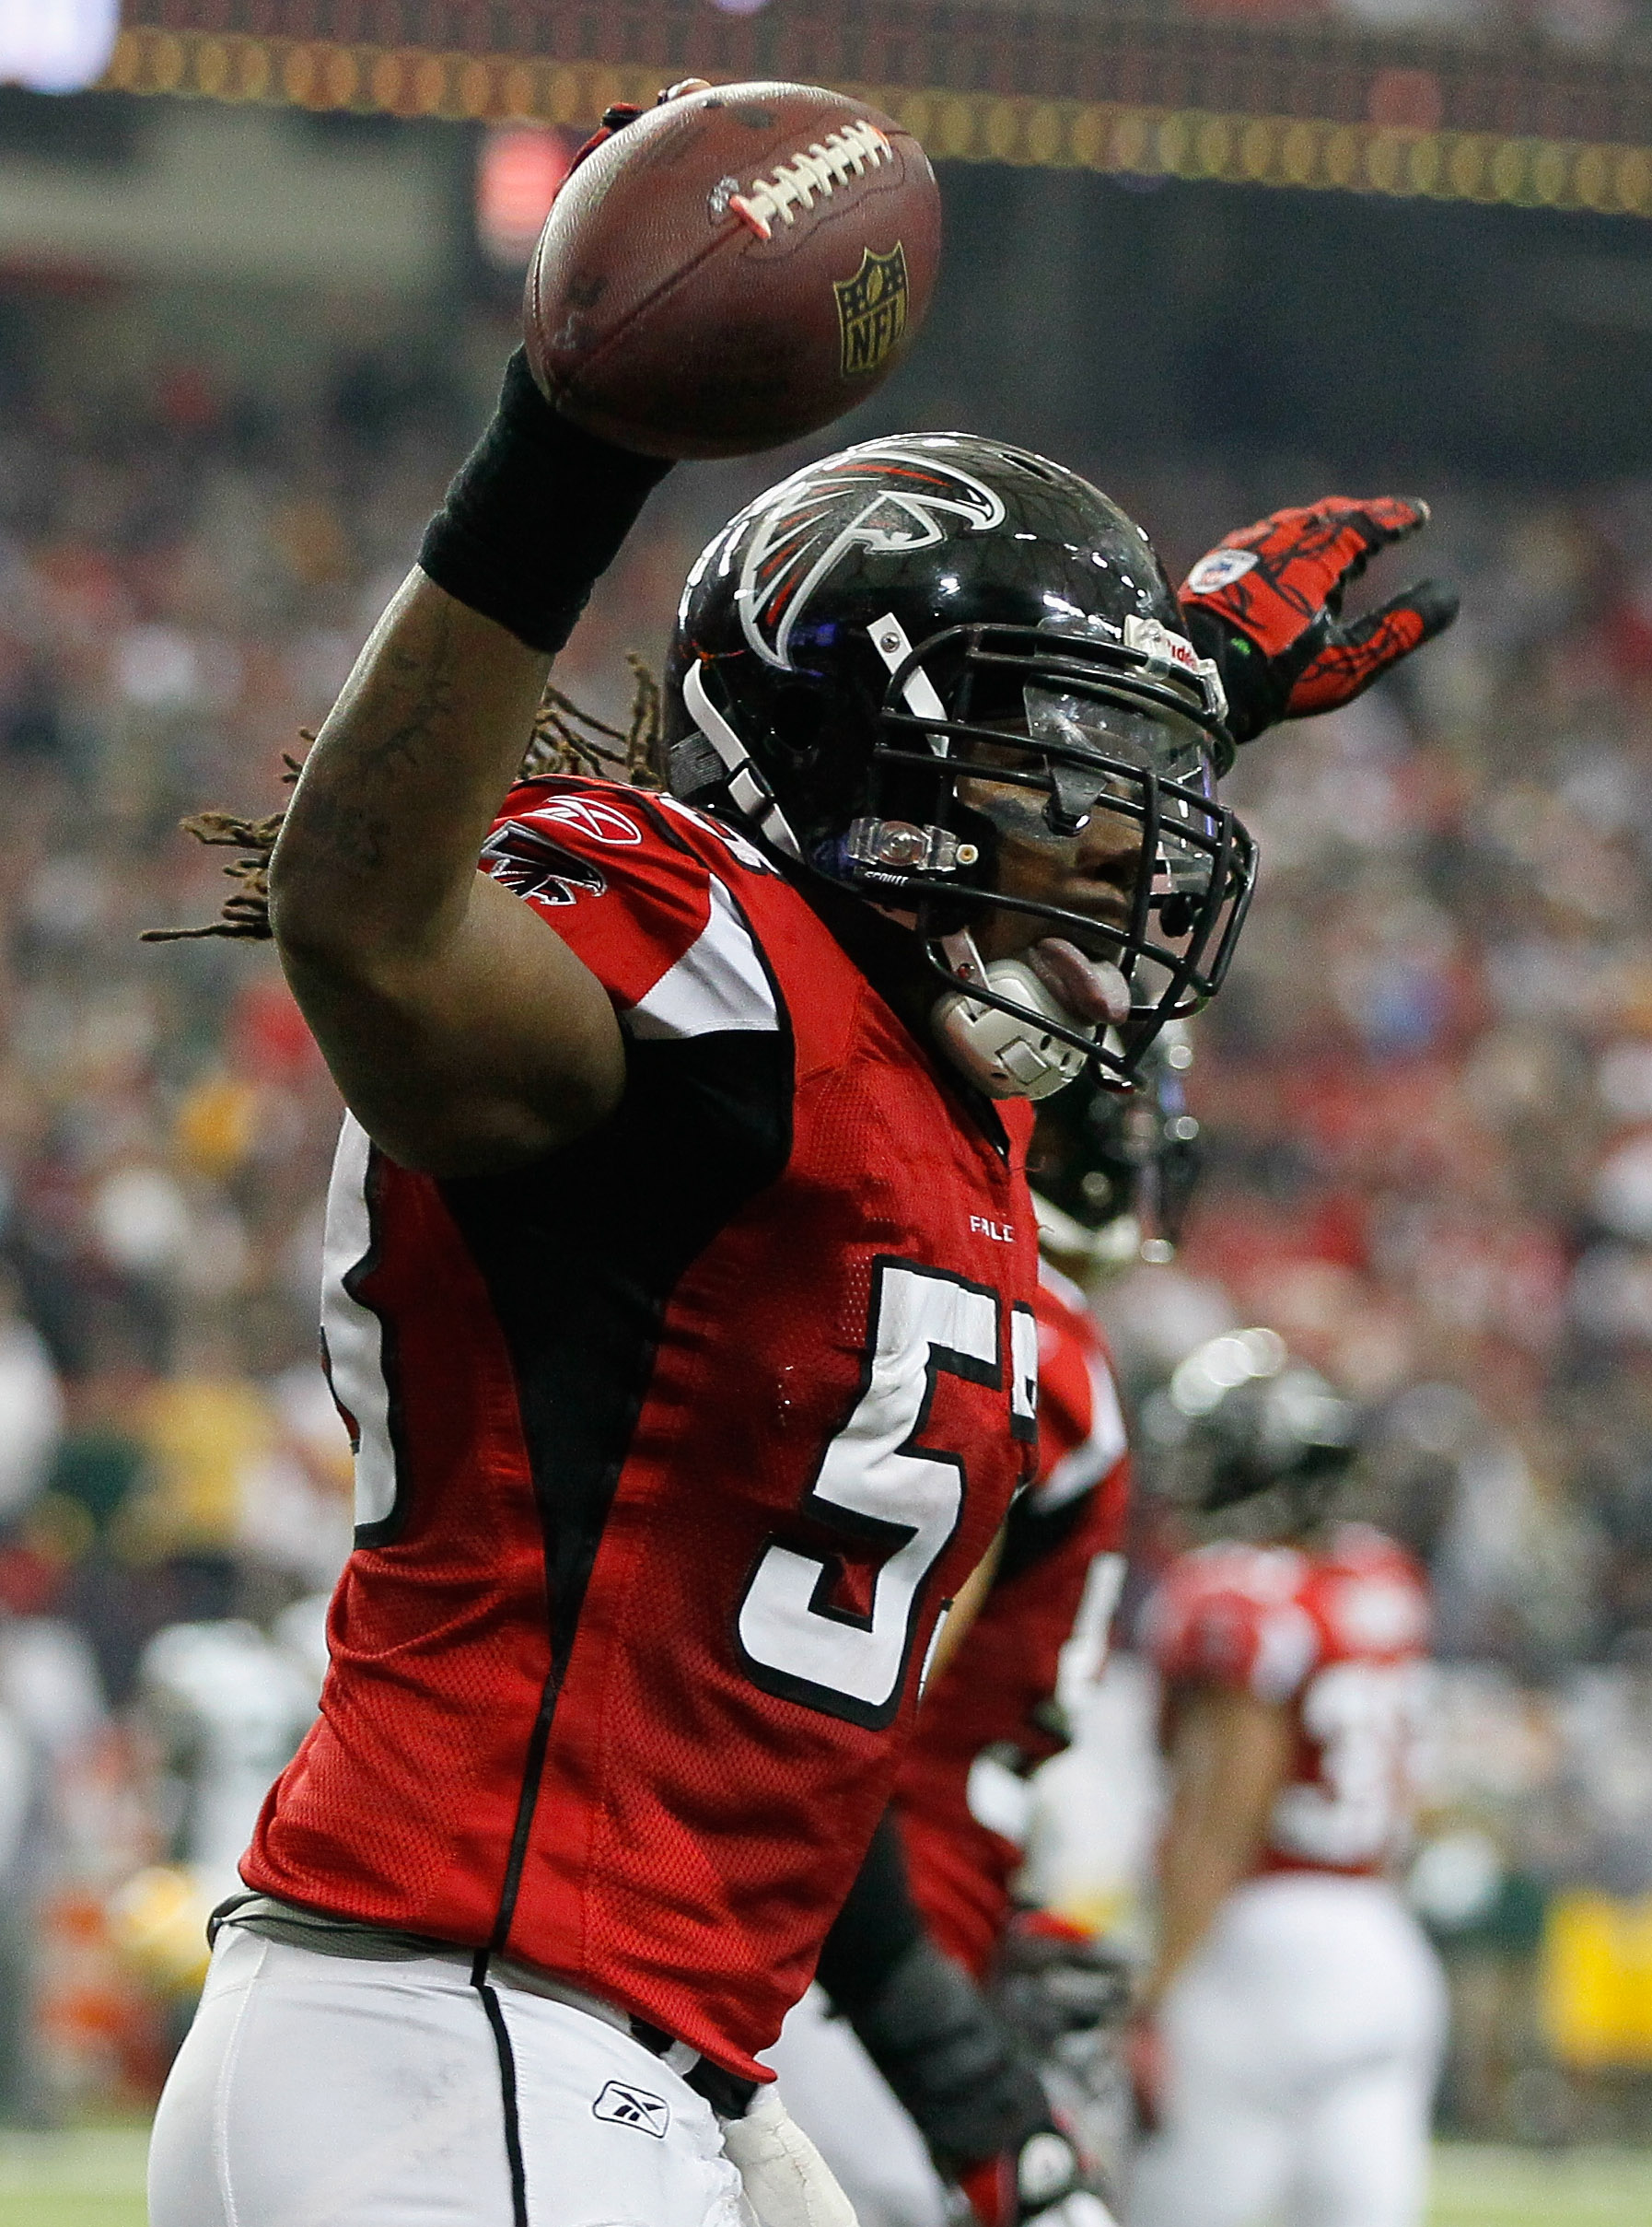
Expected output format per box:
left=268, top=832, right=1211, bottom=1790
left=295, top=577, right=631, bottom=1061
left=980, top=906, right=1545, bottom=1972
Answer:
left=2, top=288, right=1652, bottom=2130
left=1169, top=0, right=1652, bottom=50
left=1169, top=490, right=1652, bottom=1673
left=1095, top=472, right=1652, bottom=2138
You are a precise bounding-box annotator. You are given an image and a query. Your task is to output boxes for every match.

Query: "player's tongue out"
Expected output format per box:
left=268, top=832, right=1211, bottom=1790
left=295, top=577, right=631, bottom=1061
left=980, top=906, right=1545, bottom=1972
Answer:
left=1025, top=938, right=1131, bottom=1028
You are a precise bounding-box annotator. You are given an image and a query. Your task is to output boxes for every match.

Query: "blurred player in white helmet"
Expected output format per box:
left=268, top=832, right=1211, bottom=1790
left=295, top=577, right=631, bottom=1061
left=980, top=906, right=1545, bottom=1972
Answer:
left=111, top=1554, right=320, bottom=2021
left=1128, top=1342, right=1445, bottom=2227
left=767, top=1046, right=1204, bottom=2227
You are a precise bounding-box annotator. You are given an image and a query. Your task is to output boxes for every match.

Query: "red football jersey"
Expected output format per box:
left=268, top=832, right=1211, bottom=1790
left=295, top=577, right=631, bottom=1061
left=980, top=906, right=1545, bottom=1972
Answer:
left=244, top=777, right=1041, bottom=2080
left=1144, top=1524, right=1429, bottom=1879
left=895, top=1263, right=1130, bottom=1976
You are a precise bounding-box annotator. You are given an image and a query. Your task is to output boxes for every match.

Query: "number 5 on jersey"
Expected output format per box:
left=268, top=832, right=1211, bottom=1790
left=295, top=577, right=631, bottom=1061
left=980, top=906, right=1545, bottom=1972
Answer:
left=736, top=1258, right=1037, bottom=1729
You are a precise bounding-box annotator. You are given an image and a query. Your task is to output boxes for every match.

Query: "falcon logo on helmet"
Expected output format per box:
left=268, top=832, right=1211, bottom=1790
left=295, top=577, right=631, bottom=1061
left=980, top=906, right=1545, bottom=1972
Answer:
left=731, top=442, right=1005, bottom=670
left=665, top=431, right=1257, bottom=1097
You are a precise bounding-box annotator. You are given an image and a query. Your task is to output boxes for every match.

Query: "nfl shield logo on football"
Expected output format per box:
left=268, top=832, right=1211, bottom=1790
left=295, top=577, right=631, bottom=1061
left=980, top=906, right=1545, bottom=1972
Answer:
left=835, top=244, right=910, bottom=378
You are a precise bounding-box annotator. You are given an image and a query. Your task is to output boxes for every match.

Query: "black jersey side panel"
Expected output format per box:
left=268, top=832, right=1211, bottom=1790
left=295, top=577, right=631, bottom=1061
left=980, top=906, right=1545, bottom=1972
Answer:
left=438, top=1030, right=792, bottom=1945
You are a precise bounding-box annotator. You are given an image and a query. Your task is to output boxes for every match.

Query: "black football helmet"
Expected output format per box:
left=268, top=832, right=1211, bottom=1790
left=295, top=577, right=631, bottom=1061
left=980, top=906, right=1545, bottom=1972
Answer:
left=1139, top=1329, right=1361, bottom=1515
left=664, top=434, right=1257, bottom=1091
left=1030, top=1023, right=1203, bottom=1267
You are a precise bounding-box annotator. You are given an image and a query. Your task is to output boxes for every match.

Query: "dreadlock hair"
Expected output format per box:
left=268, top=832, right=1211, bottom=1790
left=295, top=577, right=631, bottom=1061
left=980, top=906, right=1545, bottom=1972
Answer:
left=522, top=652, right=663, bottom=789
left=143, top=656, right=663, bottom=946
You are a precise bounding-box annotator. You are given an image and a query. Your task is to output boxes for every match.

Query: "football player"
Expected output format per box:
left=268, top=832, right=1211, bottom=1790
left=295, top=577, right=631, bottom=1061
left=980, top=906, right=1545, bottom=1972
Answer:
left=766, top=1045, right=1213, bottom=2227
left=144, top=90, right=1456, bottom=2227
left=1130, top=1340, right=1446, bottom=2227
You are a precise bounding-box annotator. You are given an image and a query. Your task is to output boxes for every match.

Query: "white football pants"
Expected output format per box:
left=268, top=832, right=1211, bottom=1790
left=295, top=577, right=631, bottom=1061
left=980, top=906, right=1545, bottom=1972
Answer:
left=765, top=1986, right=950, bottom=2227
left=1128, top=1875, right=1447, bottom=2227
left=147, top=1926, right=753, bottom=2227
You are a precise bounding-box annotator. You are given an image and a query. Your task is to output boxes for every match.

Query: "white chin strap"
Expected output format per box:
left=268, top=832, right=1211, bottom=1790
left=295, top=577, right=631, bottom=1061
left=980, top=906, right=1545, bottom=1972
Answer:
left=931, top=931, right=1095, bottom=1102
left=682, top=661, right=801, bottom=860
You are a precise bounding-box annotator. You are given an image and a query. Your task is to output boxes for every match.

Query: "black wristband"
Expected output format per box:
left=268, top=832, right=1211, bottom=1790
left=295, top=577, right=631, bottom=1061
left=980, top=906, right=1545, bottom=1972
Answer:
left=816, top=1813, right=1047, bottom=2171
left=814, top=1813, right=926, bottom=2015
left=848, top=1935, right=1049, bottom=2168
left=418, top=349, right=673, bottom=655
left=1182, top=603, right=1297, bottom=750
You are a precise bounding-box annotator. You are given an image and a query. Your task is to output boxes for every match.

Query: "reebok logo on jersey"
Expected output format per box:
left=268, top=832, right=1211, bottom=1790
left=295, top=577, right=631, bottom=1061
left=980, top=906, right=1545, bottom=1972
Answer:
left=539, top=798, right=644, bottom=845
left=592, top=2080, right=670, bottom=2137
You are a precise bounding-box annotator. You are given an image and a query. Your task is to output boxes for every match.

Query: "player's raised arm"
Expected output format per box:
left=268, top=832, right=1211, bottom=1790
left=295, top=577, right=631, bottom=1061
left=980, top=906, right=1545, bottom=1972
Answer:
left=268, top=356, right=670, bottom=1176
left=270, top=76, right=944, bottom=1177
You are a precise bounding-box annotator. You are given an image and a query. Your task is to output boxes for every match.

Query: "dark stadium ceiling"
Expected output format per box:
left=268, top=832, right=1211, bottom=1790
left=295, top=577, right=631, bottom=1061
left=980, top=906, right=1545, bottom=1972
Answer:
left=106, top=0, right=1652, bottom=219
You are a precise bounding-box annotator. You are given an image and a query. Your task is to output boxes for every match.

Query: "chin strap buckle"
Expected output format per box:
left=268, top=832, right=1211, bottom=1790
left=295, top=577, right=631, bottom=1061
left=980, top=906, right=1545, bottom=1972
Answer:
left=844, top=818, right=979, bottom=875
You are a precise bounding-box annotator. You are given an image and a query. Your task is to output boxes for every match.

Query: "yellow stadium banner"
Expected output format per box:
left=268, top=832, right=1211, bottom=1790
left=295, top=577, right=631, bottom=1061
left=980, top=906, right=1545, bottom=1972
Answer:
left=101, top=0, right=1652, bottom=219
left=1541, top=1891, right=1652, bottom=2068
left=95, top=29, right=1652, bottom=224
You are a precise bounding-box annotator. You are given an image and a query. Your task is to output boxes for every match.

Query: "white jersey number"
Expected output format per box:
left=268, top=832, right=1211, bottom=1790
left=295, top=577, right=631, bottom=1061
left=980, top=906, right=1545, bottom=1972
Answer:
left=736, top=1260, right=1002, bottom=1729
left=1271, top=1659, right=1418, bottom=1868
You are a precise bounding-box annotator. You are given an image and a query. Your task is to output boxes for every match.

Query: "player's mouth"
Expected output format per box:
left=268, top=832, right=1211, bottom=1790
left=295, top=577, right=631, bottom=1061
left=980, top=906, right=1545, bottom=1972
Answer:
left=1025, top=936, right=1131, bottom=1026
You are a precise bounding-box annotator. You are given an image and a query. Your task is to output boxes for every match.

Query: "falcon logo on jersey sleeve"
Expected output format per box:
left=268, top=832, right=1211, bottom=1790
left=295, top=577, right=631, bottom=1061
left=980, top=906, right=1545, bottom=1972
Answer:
left=726, top=445, right=1006, bottom=671
left=481, top=810, right=608, bottom=906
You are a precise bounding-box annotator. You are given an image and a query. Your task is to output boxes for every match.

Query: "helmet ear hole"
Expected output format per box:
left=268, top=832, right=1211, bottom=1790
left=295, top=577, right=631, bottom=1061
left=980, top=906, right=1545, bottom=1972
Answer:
left=770, top=684, right=825, bottom=763
left=772, top=683, right=872, bottom=831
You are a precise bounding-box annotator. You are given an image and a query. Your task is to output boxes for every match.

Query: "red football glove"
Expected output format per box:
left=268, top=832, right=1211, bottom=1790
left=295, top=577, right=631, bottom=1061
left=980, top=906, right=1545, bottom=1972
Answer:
left=1179, top=497, right=1459, bottom=746
left=957, top=2126, right=1114, bottom=2227
left=564, top=80, right=712, bottom=180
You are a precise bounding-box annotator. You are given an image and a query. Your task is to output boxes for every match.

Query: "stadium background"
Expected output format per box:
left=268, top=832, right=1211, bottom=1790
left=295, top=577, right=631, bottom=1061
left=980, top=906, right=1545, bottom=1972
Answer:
left=4, top=0, right=1652, bottom=2218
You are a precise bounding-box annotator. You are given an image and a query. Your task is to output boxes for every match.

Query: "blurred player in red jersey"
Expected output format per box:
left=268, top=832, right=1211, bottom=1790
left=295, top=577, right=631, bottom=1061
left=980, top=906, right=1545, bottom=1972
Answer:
left=767, top=1052, right=1201, bottom=2227
left=143, top=87, right=1455, bottom=2227
left=1130, top=1339, right=1446, bottom=2227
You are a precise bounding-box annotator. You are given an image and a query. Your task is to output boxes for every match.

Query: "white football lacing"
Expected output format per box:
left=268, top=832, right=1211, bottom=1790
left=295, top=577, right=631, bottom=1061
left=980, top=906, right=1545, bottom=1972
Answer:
left=727, top=120, right=891, bottom=240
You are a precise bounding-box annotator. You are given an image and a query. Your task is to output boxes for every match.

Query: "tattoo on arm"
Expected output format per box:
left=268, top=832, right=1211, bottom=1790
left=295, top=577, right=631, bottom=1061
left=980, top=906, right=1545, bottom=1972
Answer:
left=285, top=599, right=468, bottom=879
left=297, top=792, right=389, bottom=873
left=355, top=616, right=460, bottom=783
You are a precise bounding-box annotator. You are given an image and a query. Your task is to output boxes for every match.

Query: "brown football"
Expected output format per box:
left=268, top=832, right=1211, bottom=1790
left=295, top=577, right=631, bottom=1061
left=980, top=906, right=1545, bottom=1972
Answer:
left=524, top=81, right=940, bottom=461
